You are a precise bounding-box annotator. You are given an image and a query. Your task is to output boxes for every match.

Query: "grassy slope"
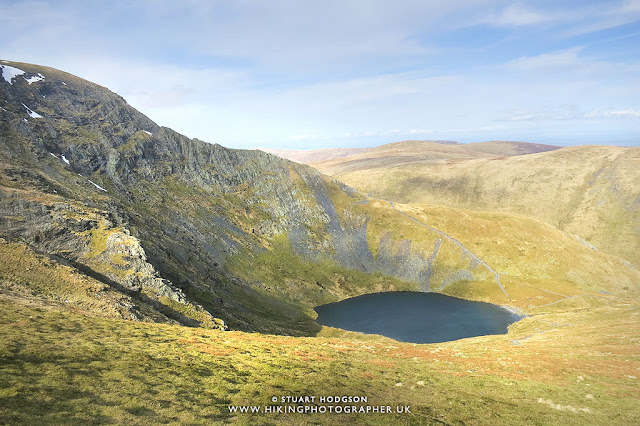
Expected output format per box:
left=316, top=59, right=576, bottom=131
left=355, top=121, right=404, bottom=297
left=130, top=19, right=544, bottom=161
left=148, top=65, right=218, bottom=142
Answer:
left=316, top=145, right=640, bottom=268
left=259, top=147, right=374, bottom=164
left=323, top=176, right=640, bottom=306
left=3, top=176, right=638, bottom=424
left=227, top=234, right=417, bottom=316
left=0, top=174, right=222, bottom=328
left=0, top=240, right=140, bottom=321
left=392, top=203, right=640, bottom=304
left=2, top=61, right=638, bottom=423
left=310, top=140, right=560, bottom=176
left=1, top=294, right=638, bottom=425
left=0, top=238, right=222, bottom=329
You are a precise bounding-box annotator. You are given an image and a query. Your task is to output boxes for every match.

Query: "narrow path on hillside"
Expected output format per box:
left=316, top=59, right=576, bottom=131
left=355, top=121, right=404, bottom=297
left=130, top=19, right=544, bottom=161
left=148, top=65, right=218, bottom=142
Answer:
left=387, top=201, right=510, bottom=300
left=518, top=282, right=568, bottom=298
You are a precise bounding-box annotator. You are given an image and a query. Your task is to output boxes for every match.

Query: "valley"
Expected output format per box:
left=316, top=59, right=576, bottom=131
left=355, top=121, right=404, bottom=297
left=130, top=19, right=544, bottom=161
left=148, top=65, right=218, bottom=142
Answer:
left=1, top=60, right=639, bottom=424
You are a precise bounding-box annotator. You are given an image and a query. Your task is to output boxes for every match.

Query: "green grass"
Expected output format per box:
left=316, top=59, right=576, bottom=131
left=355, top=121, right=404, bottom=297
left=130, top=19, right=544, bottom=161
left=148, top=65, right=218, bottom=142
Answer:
left=319, top=145, right=640, bottom=269
left=0, top=240, right=133, bottom=320
left=1, top=293, right=638, bottom=425
left=158, top=296, right=226, bottom=330
left=395, top=203, right=640, bottom=304
left=228, top=233, right=417, bottom=312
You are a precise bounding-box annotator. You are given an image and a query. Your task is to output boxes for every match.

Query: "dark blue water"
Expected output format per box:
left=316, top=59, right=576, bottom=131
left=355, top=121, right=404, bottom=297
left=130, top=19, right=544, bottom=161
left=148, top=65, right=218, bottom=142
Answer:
left=314, top=291, right=522, bottom=344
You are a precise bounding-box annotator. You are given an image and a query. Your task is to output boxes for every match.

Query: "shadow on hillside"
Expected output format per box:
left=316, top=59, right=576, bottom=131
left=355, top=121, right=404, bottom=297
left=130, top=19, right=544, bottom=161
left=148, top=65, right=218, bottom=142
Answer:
left=41, top=252, right=206, bottom=328
left=186, top=281, right=324, bottom=337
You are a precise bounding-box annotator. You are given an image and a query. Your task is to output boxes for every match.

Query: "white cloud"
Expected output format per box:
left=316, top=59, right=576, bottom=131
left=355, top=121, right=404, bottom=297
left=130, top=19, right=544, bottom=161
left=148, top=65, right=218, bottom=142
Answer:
left=2, top=0, right=639, bottom=148
left=281, top=73, right=462, bottom=108
left=621, top=0, right=640, bottom=13
left=124, top=0, right=489, bottom=72
left=501, top=108, right=640, bottom=122
left=587, top=109, right=640, bottom=119
left=506, top=47, right=584, bottom=70
left=486, top=3, right=554, bottom=27
left=501, top=111, right=580, bottom=121
left=560, top=0, right=640, bottom=36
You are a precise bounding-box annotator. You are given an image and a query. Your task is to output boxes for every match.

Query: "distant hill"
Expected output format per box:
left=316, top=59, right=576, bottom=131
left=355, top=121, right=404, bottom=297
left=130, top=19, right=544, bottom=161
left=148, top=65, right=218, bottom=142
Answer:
left=311, top=143, right=640, bottom=269
left=259, top=140, right=472, bottom=164
left=465, top=140, right=560, bottom=156
left=258, top=147, right=373, bottom=163
left=287, top=140, right=560, bottom=176
left=261, top=140, right=558, bottom=174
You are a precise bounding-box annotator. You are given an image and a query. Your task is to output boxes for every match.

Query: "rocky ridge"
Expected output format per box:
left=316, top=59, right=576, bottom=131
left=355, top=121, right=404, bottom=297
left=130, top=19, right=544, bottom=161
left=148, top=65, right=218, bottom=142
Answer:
left=1, top=60, right=638, bottom=335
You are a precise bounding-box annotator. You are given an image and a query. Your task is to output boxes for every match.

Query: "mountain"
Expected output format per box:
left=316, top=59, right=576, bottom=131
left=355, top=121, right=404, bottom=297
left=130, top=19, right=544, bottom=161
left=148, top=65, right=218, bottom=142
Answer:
left=258, top=147, right=373, bottom=163
left=2, top=60, right=640, bottom=424
left=306, top=139, right=561, bottom=176
left=0, top=62, right=559, bottom=334
left=258, top=140, right=495, bottom=164
left=2, top=60, right=638, bottom=326
left=464, top=140, right=560, bottom=156
left=308, top=141, right=640, bottom=269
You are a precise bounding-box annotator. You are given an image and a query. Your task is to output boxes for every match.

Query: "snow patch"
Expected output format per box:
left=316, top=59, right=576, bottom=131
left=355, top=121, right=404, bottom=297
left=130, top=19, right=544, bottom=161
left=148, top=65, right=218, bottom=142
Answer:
left=24, top=73, right=45, bottom=84
left=88, top=179, right=107, bottom=192
left=142, top=130, right=152, bottom=136
left=1, top=65, right=25, bottom=84
left=49, top=152, right=58, bottom=158
left=22, top=103, right=42, bottom=118
left=61, top=155, right=70, bottom=164
left=61, top=82, right=67, bottom=86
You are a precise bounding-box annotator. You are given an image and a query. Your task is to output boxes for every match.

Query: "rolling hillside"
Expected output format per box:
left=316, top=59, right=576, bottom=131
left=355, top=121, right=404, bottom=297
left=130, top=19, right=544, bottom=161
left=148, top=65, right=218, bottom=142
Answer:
left=308, top=140, right=560, bottom=175
left=258, top=147, right=373, bottom=164
left=310, top=141, right=640, bottom=269
left=3, top=60, right=629, bottom=331
left=1, top=60, right=639, bottom=424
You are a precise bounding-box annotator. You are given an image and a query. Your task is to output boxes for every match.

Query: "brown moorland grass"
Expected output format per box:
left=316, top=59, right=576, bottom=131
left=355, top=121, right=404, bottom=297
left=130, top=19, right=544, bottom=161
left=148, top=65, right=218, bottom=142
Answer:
left=313, top=145, right=640, bottom=269
left=0, top=292, right=638, bottom=425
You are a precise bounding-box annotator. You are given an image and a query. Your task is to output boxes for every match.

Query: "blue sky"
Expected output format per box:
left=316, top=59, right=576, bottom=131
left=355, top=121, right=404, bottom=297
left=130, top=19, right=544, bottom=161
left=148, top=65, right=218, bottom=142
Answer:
left=2, top=0, right=639, bottom=149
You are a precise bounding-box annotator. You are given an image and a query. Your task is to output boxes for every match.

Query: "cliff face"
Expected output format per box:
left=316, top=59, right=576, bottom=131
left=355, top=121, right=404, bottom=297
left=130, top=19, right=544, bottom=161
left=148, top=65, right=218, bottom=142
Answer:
left=2, top=60, right=638, bottom=335
left=1, top=60, right=456, bottom=334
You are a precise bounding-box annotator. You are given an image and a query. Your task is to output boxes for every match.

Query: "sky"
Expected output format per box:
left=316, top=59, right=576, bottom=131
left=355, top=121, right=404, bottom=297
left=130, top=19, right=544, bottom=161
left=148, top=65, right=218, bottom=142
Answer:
left=1, top=0, right=639, bottom=149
